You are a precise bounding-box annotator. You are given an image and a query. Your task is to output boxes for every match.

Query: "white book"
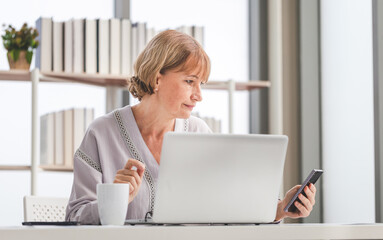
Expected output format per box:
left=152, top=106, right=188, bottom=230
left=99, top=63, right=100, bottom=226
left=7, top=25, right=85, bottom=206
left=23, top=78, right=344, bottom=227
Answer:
left=216, top=119, right=222, bottom=133
left=40, top=113, right=55, bottom=165
left=181, top=25, right=193, bottom=36
left=73, top=18, right=84, bottom=73
left=131, top=23, right=138, bottom=67
left=73, top=108, right=85, bottom=152
left=193, top=26, right=204, bottom=47
left=54, top=111, right=64, bottom=165
left=63, top=109, right=73, bottom=168
left=40, top=114, right=48, bottom=165
left=35, top=17, right=52, bottom=72
left=64, top=19, right=73, bottom=73
left=206, top=117, right=214, bottom=132
left=137, top=22, right=146, bottom=55
left=212, top=118, right=219, bottom=133
left=85, top=19, right=97, bottom=74
left=121, top=19, right=132, bottom=76
left=53, top=21, right=63, bottom=72
left=97, top=19, right=109, bottom=74
left=110, top=18, right=121, bottom=75
left=84, top=108, right=94, bottom=131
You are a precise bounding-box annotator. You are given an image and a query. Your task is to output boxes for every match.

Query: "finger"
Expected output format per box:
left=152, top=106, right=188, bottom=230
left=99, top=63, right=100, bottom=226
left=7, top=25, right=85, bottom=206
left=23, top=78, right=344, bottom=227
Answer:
left=116, top=169, right=141, bottom=183
left=115, top=174, right=138, bottom=191
left=294, top=201, right=309, bottom=217
left=304, top=185, right=316, bottom=205
left=113, top=180, right=134, bottom=193
left=124, top=159, right=146, bottom=177
left=310, top=183, right=317, bottom=194
left=113, top=178, right=132, bottom=191
left=123, top=169, right=142, bottom=186
left=298, top=193, right=312, bottom=212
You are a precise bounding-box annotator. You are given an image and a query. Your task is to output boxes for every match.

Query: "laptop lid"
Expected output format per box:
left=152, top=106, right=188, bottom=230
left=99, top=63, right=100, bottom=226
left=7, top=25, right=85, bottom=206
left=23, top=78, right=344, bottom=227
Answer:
left=152, top=133, right=288, bottom=224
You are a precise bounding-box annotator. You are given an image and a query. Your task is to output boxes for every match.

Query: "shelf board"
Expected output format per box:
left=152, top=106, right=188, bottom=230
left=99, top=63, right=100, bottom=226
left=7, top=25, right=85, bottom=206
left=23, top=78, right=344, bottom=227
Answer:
left=0, top=70, right=271, bottom=90
left=40, top=71, right=129, bottom=87
left=204, top=80, right=271, bottom=90
left=0, top=165, right=31, bottom=171
left=39, top=165, right=73, bottom=172
left=0, top=165, right=74, bottom=172
left=0, top=70, right=30, bottom=81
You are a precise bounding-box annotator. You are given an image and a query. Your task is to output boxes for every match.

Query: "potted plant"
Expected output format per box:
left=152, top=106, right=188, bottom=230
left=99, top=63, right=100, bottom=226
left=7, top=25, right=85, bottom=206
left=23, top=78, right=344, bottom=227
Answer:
left=1, top=23, right=39, bottom=70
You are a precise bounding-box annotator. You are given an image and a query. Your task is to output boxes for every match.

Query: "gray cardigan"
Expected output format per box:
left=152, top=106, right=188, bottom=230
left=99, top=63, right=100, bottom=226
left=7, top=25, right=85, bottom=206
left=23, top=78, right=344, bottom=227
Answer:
left=65, top=105, right=211, bottom=224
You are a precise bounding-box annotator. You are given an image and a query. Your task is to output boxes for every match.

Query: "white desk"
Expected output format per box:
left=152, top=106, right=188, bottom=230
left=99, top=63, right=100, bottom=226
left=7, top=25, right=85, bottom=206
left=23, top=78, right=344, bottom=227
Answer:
left=1, top=224, right=383, bottom=240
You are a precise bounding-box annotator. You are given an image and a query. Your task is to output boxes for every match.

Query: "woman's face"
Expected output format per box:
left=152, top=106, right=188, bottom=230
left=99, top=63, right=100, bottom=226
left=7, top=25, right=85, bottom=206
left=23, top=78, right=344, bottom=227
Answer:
left=156, top=68, right=204, bottom=119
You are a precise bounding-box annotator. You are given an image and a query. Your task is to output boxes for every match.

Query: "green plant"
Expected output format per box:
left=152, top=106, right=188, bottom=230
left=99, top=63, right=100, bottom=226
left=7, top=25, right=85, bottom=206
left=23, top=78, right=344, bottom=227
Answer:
left=1, top=23, right=39, bottom=64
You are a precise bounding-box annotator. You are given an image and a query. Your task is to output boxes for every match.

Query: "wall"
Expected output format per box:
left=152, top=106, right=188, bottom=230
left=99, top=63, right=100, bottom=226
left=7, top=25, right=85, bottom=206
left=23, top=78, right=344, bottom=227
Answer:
left=320, top=0, right=375, bottom=223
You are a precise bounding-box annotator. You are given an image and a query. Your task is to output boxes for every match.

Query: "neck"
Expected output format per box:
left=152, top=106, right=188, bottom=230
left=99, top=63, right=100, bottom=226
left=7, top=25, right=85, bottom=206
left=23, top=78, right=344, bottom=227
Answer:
left=131, top=98, right=175, bottom=138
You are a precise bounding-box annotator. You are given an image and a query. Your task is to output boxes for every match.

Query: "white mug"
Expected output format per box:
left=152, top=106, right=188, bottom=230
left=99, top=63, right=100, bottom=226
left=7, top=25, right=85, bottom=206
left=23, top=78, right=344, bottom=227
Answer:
left=97, top=183, right=130, bottom=225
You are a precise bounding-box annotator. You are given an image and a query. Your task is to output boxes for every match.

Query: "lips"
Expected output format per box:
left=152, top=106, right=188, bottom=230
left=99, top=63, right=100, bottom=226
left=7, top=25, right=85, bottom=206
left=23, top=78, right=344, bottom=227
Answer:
left=183, top=104, right=195, bottom=109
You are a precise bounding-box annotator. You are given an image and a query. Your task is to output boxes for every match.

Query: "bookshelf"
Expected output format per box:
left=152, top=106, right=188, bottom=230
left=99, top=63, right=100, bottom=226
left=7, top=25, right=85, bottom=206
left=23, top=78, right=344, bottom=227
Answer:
left=0, top=69, right=270, bottom=194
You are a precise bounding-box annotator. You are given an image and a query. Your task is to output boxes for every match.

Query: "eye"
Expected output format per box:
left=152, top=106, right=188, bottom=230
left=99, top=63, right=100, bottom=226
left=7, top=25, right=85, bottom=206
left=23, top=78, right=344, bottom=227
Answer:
left=185, top=80, right=194, bottom=84
left=200, top=82, right=206, bottom=86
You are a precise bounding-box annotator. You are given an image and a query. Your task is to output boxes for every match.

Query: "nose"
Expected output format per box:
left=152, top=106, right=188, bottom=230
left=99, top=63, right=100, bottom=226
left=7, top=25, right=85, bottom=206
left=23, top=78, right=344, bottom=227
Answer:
left=192, top=84, right=203, bottom=102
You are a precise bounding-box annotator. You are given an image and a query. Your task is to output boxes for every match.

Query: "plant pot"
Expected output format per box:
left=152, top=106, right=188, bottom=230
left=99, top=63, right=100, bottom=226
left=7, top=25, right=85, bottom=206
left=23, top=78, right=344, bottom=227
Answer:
left=7, top=50, right=31, bottom=70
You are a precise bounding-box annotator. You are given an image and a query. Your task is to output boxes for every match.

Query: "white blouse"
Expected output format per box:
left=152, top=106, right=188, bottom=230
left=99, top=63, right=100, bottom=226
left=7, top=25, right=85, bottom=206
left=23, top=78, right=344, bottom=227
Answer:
left=65, top=105, right=211, bottom=224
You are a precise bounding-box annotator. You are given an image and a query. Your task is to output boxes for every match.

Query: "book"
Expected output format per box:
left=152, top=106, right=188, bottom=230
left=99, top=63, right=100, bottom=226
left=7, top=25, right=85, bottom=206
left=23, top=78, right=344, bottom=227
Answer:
left=85, top=19, right=97, bottom=74
left=35, top=17, right=52, bottom=72
left=73, top=108, right=85, bottom=153
left=63, top=109, right=74, bottom=168
left=121, top=19, right=132, bottom=76
left=179, top=25, right=193, bottom=36
left=52, top=21, right=64, bottom=72
left=84, top=108, right=94, bottom=131
left=54, top=111, right=64, bottom=165
left=131, top=23, right=138, bottom=67
left=40, top=113, right=55, bottom=165
left=110, top=18, right=121, bottom=75
left=64, top=19, right=73, bottom=73
left=146, top=27, right=156, bottom=45
left=40, top=114, right=47, bottom=165
left=73, top=19, right=84, bottom=73
left=192, top=26, right=204, bottom=47
left=97, top=19, right=110, bottom=74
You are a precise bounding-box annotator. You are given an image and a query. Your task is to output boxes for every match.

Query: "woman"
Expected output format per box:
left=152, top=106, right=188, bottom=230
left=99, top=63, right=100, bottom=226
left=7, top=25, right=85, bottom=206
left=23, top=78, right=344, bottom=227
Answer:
left=65, top=30, right=316, bottom=224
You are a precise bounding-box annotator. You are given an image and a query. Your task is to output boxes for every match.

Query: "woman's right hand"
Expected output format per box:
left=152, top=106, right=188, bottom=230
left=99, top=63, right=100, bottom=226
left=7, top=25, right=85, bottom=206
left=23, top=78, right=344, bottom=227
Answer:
left=114, top=159, right=145, bottom=203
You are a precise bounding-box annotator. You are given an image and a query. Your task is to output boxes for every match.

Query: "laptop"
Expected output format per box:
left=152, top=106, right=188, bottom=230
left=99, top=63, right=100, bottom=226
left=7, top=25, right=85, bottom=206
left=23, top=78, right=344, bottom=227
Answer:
left=126, top=133, right=288, bottom=225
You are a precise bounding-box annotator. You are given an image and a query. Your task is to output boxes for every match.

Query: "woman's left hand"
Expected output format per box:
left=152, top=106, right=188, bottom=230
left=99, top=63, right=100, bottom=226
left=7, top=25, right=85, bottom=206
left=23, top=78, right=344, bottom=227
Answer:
left=275, top=183, right=317, bottom=221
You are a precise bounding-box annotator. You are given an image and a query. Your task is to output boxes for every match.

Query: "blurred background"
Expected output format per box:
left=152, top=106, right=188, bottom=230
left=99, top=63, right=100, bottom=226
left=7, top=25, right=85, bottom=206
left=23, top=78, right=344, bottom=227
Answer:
left=0, top=0, right=382, bottom=225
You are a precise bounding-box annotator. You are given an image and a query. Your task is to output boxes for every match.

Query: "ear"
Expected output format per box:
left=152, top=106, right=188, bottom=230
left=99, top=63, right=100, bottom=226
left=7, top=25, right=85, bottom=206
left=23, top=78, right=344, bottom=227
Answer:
left=155, top=72, right=162, bottom=89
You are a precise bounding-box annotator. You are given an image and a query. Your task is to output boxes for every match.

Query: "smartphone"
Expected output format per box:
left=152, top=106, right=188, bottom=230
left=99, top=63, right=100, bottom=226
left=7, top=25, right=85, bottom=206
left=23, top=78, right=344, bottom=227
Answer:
left=283, top=169, right=323, bottom=212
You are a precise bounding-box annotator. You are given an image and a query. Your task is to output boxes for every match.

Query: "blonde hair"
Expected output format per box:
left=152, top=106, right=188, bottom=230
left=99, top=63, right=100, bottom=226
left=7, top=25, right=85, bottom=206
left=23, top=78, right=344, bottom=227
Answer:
left=128, top=30, right=211, bottom=101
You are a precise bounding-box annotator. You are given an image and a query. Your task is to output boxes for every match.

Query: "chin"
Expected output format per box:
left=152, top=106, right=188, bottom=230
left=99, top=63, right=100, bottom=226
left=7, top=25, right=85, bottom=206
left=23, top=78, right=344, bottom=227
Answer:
left=178, top=111, right=192, bottom=119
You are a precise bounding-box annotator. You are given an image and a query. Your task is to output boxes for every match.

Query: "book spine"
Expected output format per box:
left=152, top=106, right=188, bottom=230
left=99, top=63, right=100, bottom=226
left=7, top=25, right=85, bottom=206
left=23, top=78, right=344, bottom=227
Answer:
left=97, top=19, right=110, bottom=74
left=53, top=21, right=64, bottom=72
left=73, top=19, right=84, bottom=73
left=121, top=19, right=132, bottom=75
left=64, top=109, right=74, bottom=168
left=85, top=19, right=97, bottom=74
left=64, top=19, right=73, bottom=73
left=110, top=19, right=121, bottom=75
left=54, top=111, right=64, bottom=165
left=35, top=17, right=53, bottom=72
